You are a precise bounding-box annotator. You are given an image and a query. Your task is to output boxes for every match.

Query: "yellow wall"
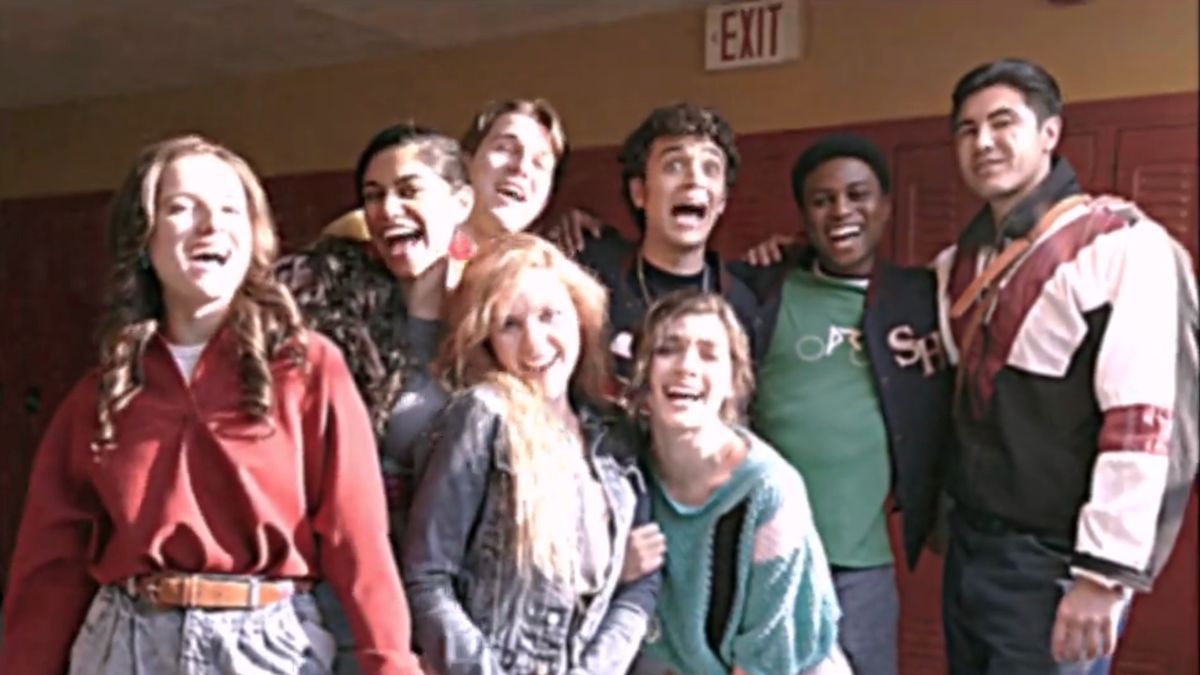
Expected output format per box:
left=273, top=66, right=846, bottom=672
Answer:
left=1, top=0, right=1196, bottom=198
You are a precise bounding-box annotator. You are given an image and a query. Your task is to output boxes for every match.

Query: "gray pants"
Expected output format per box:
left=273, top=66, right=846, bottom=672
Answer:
left=832, top=564, right=900, bottom=675
left=68, top=584, right=336, bottom=675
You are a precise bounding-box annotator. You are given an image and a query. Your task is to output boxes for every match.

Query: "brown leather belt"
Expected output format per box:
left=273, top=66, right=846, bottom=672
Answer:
left=125, top=574, right=312, bottom=609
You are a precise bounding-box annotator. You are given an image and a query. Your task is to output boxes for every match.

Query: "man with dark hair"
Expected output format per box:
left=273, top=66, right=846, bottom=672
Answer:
left=935, top=57, right=1198, bottom=674
left=572, top=103, right=758, bottom=380
left=730, top=133, right=952, bottom=675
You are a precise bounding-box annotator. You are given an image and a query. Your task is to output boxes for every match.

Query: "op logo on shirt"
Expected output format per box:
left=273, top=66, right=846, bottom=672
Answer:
left=794, top=326, right=869, bottom=366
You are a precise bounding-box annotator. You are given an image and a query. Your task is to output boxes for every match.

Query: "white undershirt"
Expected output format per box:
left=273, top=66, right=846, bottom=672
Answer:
left=813, top=261, right=870, bottom=290
left=166, top=341, right=207, bottom=381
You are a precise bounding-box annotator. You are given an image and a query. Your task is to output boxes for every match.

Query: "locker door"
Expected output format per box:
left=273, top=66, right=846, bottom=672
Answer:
left=1110, top=122, right=1199, bottom=675
left=0, top=193, right=110, bottom=587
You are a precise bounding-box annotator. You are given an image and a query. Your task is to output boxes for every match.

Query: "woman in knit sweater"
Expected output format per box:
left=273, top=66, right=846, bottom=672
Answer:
left=275, top=123, right=475, bottom=674
left=627, top=291, right=850, bottom=675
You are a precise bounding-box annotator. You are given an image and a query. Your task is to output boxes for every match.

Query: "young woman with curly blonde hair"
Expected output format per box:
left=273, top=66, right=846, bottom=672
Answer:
left=402, top=233, right=657, bottom=674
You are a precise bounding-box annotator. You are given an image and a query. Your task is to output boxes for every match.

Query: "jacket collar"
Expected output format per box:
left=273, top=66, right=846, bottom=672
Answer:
left=959, top=155, right=1082, bottom=248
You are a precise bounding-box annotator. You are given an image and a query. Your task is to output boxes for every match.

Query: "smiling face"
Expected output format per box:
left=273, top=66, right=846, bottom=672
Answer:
left=633, top=134, right=728, bottom=256
left=488, top=267, right=581, bottom=404
left=148, top=152, right=253, bottom=319
left=467, top=111, right=558, bottom=235
left=645, top=312, right=734, bottom=433
left=801, top=157, right=890, bottom=277
left=361, top=142, right=472, bottom=280
left=954, top=84, right=1060, bottom=215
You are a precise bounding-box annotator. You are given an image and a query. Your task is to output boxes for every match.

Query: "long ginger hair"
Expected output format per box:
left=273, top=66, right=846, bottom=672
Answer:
left=93, top=134, right=304, bottom=451
left=437, top=233, right=610, bottom=583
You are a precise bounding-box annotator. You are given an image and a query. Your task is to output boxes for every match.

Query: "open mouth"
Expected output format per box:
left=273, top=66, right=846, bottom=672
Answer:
left=496, top=182, right=528, bottom=203
left=521, top=356, right=558, bottom=375
left=663, top=384, right=705, bottom=402
left=189, top=250, right=231, bottom=266
left=670, top=202, right=709, bottom=226
left=382, top=225, right=425, bottom=248
left=828, top=224, right=863, bottom=247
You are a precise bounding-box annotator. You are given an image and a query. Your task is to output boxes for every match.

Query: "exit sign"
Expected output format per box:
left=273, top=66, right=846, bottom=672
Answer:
left=705, top=0, right=801, bottom=71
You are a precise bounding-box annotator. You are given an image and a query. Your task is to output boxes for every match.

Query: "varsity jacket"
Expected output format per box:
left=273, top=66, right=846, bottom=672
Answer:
left=933, top=157, right=1199, bottom=591
left=729, top=249, right=953, bottom=569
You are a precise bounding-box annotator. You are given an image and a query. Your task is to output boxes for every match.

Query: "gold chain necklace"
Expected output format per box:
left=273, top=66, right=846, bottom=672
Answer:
left=636, top=252, right=712, bottom=306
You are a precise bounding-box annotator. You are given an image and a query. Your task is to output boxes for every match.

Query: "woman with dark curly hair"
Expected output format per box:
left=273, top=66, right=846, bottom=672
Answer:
left=276, top=123, right=475, bottom=673
left=0, top=135, right=420, bottom=675
left=277, top=124, right=472, bottom=445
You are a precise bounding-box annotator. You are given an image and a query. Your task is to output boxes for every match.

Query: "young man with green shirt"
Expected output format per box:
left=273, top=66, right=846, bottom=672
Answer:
left=732, top=135, right=952, bottom=675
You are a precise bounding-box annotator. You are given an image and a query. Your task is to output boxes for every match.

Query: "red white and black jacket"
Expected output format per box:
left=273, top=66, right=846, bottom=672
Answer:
left=934, top=157, right=1199, bottom=592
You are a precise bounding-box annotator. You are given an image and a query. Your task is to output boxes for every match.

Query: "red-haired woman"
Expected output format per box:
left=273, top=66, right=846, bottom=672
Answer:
left=402, top=233, right=658, bottom=674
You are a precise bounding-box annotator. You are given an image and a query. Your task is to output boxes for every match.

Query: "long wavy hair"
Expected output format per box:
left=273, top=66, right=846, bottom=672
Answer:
left=627, top=290, right=755, bottom=425
left=436, top=233, right=610, bottom=583
left=93, top=134, right=304, bottom=452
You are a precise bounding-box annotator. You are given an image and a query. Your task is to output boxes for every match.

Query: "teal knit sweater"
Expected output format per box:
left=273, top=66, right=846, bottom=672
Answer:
left=641, top=430, right=841, bottom=675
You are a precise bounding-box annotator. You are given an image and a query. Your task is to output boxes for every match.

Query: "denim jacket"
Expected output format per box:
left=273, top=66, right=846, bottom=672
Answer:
left=401, top=384, right=660, bottom=675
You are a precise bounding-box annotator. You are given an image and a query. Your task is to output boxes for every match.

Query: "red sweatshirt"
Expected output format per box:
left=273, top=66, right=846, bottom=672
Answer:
left=0, top=328, right=421, bottom=675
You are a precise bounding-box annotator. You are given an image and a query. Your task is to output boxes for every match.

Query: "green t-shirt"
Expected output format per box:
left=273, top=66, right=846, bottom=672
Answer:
left=752, top=266, right=892, bottom=567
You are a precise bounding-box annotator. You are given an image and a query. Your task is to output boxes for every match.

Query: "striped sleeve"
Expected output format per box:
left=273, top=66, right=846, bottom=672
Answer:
left=1073, top=219, right=1178, bottom=580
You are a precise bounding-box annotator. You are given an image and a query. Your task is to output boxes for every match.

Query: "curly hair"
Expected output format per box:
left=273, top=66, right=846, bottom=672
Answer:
left=790, top=133, right=892, bottom=208
left=275, top=237, right=408, bottom=434
left=436, top=233, right=611, bottom=582
left=618, top=103, right=740, bottom=231
left=627, top=290, right=754, bottom=426
left=94, top=134, right=304, bottom=453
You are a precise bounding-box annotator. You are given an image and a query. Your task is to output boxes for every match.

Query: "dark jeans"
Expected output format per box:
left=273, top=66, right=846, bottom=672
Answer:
left=943, top=508, right=1129, bottom=675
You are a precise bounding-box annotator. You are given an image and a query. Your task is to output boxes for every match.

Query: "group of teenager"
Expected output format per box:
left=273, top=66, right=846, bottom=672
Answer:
left=0, top=56, right=1195, bottom=675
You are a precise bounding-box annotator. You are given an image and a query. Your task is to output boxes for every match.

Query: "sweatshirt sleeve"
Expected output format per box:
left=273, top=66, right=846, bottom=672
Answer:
left=0, top=379, right=102, bottom=675
left=1072, top=221, right=1179, bottom=585
left=730, top=468, right=841, bottom=675
left=308, top=342, right=423, bottom=675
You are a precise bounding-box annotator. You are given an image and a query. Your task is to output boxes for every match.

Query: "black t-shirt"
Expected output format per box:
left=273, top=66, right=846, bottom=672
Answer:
left=574, top=227, right=760, bottom=383
left=638, top=261, right=708, bottom=303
